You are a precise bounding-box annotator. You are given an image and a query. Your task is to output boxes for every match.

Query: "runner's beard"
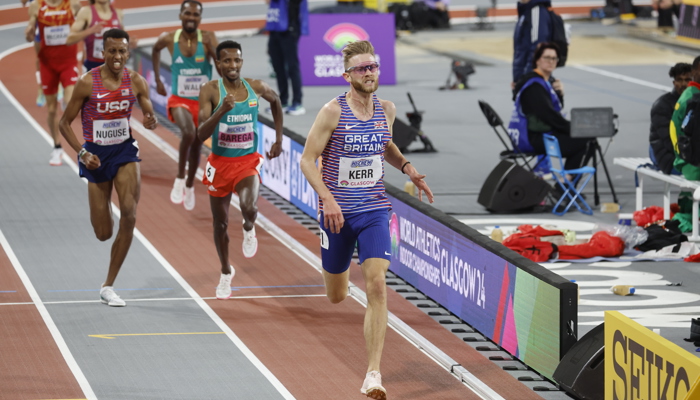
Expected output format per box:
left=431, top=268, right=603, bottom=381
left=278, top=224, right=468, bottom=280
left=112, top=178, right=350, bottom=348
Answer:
left=351, top=78, right=378, bottom=94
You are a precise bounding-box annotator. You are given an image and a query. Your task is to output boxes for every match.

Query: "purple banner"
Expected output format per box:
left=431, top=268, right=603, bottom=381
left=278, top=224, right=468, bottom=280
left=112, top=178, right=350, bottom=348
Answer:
left=299, top=14, right=396, bottom=86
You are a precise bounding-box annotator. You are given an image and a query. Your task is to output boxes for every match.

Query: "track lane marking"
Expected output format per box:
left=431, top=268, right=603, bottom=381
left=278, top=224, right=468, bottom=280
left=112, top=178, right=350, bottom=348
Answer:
left=0, top=229, right=97, bottom=399
left=89, top=332, right=225, bottom=339
left=0, top=43, right=295, bottom=400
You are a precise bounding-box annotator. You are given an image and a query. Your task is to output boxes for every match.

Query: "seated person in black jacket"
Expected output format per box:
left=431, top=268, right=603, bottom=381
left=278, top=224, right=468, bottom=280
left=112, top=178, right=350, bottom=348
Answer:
left=649, top=62, right=691, bottom=174
left=510, top=42, right=594, bottom=170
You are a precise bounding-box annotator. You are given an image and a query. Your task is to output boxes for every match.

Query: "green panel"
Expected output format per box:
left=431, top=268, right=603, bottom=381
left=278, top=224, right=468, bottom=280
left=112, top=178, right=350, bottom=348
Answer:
left=514, top=269, right=561, bottom=380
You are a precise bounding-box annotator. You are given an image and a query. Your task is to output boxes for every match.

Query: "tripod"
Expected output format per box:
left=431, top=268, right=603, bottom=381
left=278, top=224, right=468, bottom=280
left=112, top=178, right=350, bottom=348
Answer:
left=591, top=138, right=618, bottom=206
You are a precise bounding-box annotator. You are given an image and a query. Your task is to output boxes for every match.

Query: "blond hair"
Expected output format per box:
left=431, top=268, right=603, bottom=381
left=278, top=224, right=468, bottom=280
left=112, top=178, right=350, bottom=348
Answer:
left=342, top=40, right=375, bottom=69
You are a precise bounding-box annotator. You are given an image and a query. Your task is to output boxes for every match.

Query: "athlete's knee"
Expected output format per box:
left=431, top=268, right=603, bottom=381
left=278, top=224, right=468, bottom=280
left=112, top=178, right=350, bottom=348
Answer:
left=212, top=218, right=228, bottom=234
left=119, top=212, right=136, bottom=231
left=326, top=288, right=348, bottom=304
left=181, top=127, right=197, bottom=144
left=241, top=205, right=258, bottom=222
left=94, top=225, right=113, bottom=241
left=365, top=274, right=387, bottom=302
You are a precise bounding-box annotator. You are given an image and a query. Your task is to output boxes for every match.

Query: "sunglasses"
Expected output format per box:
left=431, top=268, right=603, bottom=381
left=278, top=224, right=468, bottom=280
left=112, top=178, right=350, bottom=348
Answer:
left=345, top=62, right=380, bottom=74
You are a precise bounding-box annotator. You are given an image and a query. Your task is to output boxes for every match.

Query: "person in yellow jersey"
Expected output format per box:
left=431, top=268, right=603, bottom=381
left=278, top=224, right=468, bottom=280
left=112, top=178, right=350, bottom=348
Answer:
left=197, top=41, right=284, bottom=300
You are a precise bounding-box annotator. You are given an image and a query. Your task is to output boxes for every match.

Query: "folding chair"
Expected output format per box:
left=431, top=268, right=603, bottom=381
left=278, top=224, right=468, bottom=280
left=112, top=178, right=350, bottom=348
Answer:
left=543, top=134, right=596, bottom=216
left=478, top=100, right=539, bottom=172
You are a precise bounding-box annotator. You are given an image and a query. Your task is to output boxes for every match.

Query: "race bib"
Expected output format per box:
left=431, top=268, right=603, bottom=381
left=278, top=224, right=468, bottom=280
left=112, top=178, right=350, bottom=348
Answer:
left=92, top=38, right=104, bottom=59
left=337, top=155, right=382, bottom=188
left=93, top=118, right=130, bottom=145
left=217, top=122, right=254, bottom=149
left=205, top=161, right=216, bottom=183
left=44, top=25, right=70, bottom=46
left=177, top=75, right=207, bottom=97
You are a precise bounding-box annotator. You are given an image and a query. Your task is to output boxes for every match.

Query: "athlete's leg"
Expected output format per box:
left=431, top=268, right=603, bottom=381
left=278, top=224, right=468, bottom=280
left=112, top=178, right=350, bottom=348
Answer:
left=361, top=257, right=390, bottom=374
left=87, top=180, right=114, bottom=242
left=235, top=175, right=259, bottom=231
left=45, top=93, right=60, bottom=146
left=62, top=84, right=75, bottom=111
left=104, top=162, right=140, bottom=286
left=322, top=269, right=350, bottom=304
left=210, top=193, right=234, bottom=275
left=170, top=107, right=199, bottom=183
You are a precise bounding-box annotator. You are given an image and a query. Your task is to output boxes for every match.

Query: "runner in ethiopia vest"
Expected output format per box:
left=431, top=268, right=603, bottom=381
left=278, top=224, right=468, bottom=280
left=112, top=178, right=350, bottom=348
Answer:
left=83, top=1, right=123, bottom=71
left=170, top=29, right=213, bottom=100
left=210, top=77, right=259, bottom=158
left=321, top=92, right=392, bottom=214
left=81, top=66, right=136, bottom=145
left=152, top=5, right=218, bottom=210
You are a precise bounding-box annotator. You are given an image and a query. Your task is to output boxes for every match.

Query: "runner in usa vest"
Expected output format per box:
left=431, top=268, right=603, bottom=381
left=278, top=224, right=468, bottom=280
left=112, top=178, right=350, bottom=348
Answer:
left=84, top=2, right=123, bottom=70
left=57, top=29, right=158, bottom=307
left=81, top=66, right=136, bottom=144
left=170, top=29, right=213, bottom=100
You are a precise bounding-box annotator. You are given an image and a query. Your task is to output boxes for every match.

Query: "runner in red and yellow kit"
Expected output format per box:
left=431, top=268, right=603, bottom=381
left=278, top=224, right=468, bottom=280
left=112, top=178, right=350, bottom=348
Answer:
left=25, top=0, right=81, bottom=166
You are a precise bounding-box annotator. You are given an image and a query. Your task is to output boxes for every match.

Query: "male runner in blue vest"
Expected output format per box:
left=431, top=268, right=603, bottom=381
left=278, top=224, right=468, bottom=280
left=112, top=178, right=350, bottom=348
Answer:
left=153, top=0, right=218, bottom=211
left=300, top=40, right=433, bottom=399
left=197, top=41, right=284, bottom=300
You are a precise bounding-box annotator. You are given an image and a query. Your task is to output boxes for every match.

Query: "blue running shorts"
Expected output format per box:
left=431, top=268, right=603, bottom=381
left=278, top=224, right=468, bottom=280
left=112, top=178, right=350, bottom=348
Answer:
left=79, top=138, right=141, bottom=184
left=319, top=209, right=392, bottom=274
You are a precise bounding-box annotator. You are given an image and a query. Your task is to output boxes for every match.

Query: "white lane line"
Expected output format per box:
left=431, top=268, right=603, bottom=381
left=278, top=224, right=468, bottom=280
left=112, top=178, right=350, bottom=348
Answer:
left=131, top=117, right=503, bottom=400
left=0, top=294, right=328, bottom=306
left=571, top=64, right=670, bottom=92
left=0, top=229, right=97, bottom=399
left=0, top=42, right=295, bottom=400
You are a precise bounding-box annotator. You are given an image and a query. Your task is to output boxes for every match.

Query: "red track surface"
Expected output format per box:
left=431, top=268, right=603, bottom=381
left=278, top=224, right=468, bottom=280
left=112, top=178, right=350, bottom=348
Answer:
left=0, top=14, right=546, bottom=400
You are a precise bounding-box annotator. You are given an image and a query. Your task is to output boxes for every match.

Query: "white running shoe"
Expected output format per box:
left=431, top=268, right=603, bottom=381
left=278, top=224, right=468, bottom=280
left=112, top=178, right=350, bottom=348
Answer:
left=170, top=178, right=185, bottom=204
left=360, top=371, right=386, bottom=400
left=215, top=269, right=235, bottom=299
left=49, top=148, right=63, bottom=166
left=242, top=226, right=257, bottom=258
left=361, top=371, right=386, bottom=399
left=183, top=186, right=195, bottom=211
left=100, top=286, right=126, bottom=307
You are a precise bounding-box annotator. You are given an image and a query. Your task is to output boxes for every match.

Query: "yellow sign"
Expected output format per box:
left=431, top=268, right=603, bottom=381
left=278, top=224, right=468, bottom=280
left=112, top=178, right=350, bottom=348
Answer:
left=605, top=311, right=700, bottom=400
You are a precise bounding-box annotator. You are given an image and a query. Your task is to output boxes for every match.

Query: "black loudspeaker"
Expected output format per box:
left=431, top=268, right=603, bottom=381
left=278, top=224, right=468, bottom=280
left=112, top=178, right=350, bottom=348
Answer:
left=553, top=323, right=605, bottom=400
left=477, top=161, right=550, bottom=213
left=393, top=118, right=419, bottom=152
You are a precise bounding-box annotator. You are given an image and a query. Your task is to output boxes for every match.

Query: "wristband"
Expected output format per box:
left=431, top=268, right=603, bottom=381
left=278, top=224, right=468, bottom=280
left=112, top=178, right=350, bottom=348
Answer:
left=401, top=161, right=411, bottom=174
left=78, top=148, right=88, bottom=160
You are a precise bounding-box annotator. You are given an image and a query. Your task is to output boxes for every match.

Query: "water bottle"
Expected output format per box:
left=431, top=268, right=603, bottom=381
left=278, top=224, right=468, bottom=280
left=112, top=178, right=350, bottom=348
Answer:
left=491, top=226, right=503, bottom=243
left=611, top=285, right=635, bottom=296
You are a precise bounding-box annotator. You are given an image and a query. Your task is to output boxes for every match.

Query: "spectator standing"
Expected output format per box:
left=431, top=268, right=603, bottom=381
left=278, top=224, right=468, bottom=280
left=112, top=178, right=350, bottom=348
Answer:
left=654, top=0, right=681, bottom=32
left=650, top=62, right=691, bottom=174
left=512, top=0, right=554, bottom=86
left=265, top=0, right=308, bottom=116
